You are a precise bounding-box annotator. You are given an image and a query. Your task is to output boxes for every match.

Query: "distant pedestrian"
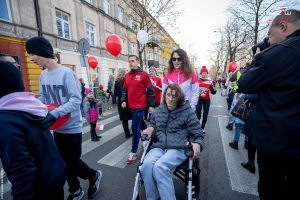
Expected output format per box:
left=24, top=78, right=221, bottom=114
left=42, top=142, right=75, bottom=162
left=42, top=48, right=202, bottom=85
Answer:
left=83, top=88, right=102, bottom=141
left=113, top=68, right=132, bottom=138
left=79, top=78, right=86, bottom=114
left=95, top=84, right=108, bottom=119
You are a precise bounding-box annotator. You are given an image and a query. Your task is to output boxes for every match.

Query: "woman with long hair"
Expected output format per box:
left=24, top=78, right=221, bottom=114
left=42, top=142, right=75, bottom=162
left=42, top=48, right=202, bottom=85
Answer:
left=113, top=68, right=132, bottom=138
left=161, top=49, right=199, bottom=111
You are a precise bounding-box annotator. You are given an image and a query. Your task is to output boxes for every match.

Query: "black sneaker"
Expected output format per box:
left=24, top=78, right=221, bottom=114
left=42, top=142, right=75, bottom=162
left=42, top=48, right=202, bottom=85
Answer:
left=229, top=141, right=238, bottom=150
left=67, top=189, right=84, bottom=200
left=88, top=170, right=102, bottom=198
left=226, top=125, right=233, bottom=131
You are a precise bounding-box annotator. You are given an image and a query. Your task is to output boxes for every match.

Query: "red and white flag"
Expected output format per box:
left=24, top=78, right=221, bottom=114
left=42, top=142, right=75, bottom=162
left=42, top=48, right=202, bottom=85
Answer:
left=96, top=124, right=104, bottom=130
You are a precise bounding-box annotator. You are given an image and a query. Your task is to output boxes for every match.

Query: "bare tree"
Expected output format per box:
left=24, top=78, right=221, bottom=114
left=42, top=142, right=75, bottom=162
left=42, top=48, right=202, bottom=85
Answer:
left=123, top=0, right=181, bottom=69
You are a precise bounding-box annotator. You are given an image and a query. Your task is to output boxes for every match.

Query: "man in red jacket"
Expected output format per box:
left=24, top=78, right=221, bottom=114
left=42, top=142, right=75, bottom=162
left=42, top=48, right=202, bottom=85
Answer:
left=122, top=55, right=156, bottom=164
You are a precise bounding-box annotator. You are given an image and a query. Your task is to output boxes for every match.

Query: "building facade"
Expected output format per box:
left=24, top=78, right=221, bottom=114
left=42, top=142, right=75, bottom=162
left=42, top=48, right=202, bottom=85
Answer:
left=0, top=0, right=174, bottom=95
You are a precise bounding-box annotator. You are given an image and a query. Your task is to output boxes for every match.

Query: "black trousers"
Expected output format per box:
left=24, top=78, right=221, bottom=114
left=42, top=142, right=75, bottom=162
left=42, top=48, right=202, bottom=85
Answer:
left=257, top=148, right=300, bottom=200
left=196, top=99, right=210, bottom=129
left=38, top=188, right=64, bottom=200
left=122, top=120, right=130, bottom=135
left=227, top=98, right=233, bottom=110
left=54, top=132, right=96, bottom=193
left=90, top=121, right=97, bottom=138
left=247, top=136, right=257, bottom=162
left=144, top=103, right=160, bottom=120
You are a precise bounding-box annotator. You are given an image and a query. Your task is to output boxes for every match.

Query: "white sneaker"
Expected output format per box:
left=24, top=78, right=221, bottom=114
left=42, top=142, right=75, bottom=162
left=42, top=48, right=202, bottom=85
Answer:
left=127, top=152, right=137, bottom=164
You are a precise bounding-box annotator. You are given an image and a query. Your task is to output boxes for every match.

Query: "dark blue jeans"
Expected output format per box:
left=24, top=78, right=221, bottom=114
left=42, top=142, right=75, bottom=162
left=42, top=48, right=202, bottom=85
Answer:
left=131, top=111, right=147, bottom=153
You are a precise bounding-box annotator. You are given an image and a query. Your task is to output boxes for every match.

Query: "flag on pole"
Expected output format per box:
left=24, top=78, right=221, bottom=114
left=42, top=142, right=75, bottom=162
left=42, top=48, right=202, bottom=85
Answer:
left=96, top=124, right=104, bottom=130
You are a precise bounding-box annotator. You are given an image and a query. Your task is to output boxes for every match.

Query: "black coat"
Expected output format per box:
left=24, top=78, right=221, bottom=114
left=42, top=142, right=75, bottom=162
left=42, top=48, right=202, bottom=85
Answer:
left=114, top=80, right=132, bottom=121
left=243, top=94, right=257, bottom=138
left=238, top=29, right=300, bottom=160
left=0, top=111, right=67, bottom=199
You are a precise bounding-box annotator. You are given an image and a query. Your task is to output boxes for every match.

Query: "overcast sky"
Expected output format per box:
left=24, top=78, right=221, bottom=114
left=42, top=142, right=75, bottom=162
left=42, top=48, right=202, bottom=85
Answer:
left=168, top=0, right=230, bottom=71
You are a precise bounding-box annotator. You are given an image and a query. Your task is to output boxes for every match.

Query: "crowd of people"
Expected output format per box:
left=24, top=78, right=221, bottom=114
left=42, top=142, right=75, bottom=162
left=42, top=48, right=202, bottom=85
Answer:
left=0, top=8, right=300, bottom=200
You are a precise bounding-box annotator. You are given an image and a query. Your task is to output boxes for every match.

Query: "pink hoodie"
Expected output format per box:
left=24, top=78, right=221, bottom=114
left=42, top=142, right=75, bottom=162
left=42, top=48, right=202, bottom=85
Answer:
left=162, top=69, right=199, bottom=111
left=0, top=92, right=48, bottom=117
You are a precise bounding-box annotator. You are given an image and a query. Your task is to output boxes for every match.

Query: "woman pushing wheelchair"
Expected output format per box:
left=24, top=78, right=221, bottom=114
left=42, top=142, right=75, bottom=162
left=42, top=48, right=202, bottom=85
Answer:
left=140, top=84, right=205, bottom=200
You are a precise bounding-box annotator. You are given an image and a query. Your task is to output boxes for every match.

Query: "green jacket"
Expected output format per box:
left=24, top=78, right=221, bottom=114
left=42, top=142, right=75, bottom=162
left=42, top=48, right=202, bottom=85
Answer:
left=95, top=89, right=108, bottom=102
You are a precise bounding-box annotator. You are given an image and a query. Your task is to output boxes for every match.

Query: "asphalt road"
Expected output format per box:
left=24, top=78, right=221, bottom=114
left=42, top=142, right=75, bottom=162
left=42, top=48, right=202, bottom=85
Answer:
left=1, top=88, right=260, bottom=200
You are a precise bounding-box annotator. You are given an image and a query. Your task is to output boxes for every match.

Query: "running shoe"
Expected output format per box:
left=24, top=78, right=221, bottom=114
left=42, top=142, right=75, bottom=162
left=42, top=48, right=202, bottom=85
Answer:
left=127, top=152, right=137, bottom=164
left=67, top=189, right=84, bottom=200
left=88, top=170, right=102, bottom=198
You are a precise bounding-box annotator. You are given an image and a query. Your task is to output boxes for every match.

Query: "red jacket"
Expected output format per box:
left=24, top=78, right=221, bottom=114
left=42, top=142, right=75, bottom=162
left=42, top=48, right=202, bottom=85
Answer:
left=149, top=77, right=162, bottom=103
left=122, top=67, right=155, bottom=112
left=198, top=79, right=217, bottom=100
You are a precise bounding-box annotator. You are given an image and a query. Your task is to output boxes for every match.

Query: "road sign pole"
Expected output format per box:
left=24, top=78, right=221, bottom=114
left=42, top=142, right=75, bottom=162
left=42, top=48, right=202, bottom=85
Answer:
left=83, top=55, right=91, bottom=89
left=78, top=38, right=92, bottom=89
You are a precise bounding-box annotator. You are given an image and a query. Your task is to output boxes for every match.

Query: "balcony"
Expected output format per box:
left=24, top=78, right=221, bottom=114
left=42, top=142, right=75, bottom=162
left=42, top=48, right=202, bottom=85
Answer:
left=148, top=60, right=159, bottom=68
left=147, top=36, right=160, bottom=48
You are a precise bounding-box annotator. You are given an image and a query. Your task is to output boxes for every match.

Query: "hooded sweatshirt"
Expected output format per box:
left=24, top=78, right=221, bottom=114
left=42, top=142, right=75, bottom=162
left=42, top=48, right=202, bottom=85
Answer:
left=0, top=92, right=67, bottom=200
left=162, top=69, right=199, bottom=111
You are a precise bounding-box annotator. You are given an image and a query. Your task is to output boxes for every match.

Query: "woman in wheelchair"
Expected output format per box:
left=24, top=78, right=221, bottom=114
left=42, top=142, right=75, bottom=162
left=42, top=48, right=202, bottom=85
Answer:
left=140, top=84, right=205, bottom=200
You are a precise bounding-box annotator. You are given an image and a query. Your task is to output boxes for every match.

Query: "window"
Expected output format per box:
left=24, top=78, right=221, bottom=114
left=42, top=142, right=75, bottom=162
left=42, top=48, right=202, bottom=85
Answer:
left=85, top=0, right=92, bottom=4
left=56, top=10, right=71, bottom=39
left=154, top=53, right=157, bottom=61
left=118, top=6, right=124, bottom=23
left=0, top=0, right=12, bottom=21
left=148, top=51, right=152, bottom=60
left=129, top=16, right=133, bottom=29
left=106, top=32, right=111, bottom=39
left=104, top=0, right=110, bottom=15
left=86, top=24, right=96, bottom=46
left=121, top=39, right=126, bottom=54
left=109, top=68, right=115, bottom=75
left=131, top=43, right=136, bottom=55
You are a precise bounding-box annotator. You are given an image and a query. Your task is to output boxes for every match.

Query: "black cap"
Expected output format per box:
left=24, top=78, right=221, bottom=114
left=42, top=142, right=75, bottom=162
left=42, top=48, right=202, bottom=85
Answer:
left=0, top=61, right=25, bottom=98
left=25, top=36, right=54, bottom=59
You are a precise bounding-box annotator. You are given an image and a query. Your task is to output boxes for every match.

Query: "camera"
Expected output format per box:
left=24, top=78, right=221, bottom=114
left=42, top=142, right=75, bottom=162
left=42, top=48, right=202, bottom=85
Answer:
left=252, top=36, right=270, bottom=55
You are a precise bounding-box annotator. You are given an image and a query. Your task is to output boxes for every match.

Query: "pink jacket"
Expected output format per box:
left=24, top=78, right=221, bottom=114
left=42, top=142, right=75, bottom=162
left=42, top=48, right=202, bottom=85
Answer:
left=84, top=100, right=102, bottom=122
left=162, top=69, right=199, bottom=111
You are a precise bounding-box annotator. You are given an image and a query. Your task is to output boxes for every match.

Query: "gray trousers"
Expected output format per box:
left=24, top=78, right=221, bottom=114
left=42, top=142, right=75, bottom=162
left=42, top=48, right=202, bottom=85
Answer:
left=140, top=148, right=187, bottom=200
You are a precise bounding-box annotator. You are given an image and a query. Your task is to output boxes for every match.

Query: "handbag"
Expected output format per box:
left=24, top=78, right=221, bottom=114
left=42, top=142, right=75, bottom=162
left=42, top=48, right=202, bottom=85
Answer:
left=228, top=90, right=236, bottom=100
left=230, top=94, right=249, bottom=122
left=221, top=88, right=227, bottom=97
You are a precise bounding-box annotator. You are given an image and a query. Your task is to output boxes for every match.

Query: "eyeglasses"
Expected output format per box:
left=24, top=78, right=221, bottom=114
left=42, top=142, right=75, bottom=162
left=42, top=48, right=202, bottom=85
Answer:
left=172, top=57, right=183, bottom=62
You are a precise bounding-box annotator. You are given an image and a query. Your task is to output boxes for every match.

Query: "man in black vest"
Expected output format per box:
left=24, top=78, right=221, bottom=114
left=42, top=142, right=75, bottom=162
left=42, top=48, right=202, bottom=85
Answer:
left=238, top=9, right=300, bottom=200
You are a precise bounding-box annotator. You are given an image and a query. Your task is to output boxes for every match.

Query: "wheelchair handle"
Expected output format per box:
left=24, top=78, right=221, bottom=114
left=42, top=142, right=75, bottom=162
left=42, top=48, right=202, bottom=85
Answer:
left=185, top=142, right=194, bottom=158
left=141, top=134, right=148, bottom=141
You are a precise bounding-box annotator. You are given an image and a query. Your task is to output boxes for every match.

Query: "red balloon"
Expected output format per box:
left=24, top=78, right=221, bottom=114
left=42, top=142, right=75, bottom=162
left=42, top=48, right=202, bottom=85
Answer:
left=229, top=62, right=237, bottom=72
left=105, top=34, right=122, bottom=56
left=88, top=56, right=98, bottom=69
left=46, top=103, right=70, bottom=130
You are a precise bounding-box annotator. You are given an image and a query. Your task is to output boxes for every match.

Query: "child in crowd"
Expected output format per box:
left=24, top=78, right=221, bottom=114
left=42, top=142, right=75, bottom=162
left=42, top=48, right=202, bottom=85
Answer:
left=84, top=88, right=102, bottom=141
left=95, top=84, right=108, bottom=119
left=228, top=93, right=248, bottom=150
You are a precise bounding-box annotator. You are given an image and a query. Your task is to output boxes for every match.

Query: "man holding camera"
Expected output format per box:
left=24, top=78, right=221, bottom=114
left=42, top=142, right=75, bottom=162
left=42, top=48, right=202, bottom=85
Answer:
left=238, top=9, right=300, bottom=200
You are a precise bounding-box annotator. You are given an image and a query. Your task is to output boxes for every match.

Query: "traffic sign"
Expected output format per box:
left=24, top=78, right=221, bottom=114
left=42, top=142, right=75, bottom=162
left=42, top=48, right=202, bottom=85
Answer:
left=78, top=38, right=90, bottom=56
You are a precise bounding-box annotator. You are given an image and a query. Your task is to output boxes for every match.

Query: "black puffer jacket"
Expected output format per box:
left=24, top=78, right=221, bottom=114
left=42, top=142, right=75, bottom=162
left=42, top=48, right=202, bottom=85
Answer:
left=150, top=101, right=205, bottom=151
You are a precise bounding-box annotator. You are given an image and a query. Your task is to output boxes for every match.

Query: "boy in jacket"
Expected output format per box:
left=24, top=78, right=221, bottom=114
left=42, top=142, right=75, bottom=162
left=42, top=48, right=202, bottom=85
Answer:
left=25, top=37, right=102, bottom=200
left=0, top=61, right=67, bottom=200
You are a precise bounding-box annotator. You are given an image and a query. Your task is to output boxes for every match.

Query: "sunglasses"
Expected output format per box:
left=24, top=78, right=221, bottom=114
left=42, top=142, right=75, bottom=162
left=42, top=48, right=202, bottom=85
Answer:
left=172, top=57, right=183, bottom=62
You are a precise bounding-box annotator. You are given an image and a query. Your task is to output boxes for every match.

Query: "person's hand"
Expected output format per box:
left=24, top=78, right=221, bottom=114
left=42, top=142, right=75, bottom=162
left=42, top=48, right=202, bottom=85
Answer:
left=186, top=142, right=201, bottom=160
left=229, top=118, right=233, bottom=121
left=148, top=107, right=154, bottom=114
left=121, top=102, right=126, bottom=108
left=200, top=93, right=206, bottom=97
left=255, top=47, right=261, bottom=56
left=213, top=87, right=216, bottom=91
left=142, top=127, right=154, bottom=139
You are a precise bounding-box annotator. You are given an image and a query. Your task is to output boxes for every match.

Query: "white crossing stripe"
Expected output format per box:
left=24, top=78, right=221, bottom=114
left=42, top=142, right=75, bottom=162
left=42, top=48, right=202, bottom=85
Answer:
left=218, top=117, right=259, bottom=196
left=210, top=105, right=223, bottom=107
left=97, top=138, right=143, bottom=169
left=81, top=121, right=132, bottom=156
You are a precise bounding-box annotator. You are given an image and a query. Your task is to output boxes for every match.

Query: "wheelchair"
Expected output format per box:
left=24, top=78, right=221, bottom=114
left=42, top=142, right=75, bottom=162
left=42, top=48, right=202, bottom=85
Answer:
left=132, top=134, right=201, bottom=200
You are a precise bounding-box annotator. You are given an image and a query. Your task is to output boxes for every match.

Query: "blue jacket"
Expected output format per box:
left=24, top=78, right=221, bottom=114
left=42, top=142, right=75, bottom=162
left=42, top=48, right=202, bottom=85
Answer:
left=0, top=111, right=67, bottom=200
left=229, top=93, right=245, bottom=125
